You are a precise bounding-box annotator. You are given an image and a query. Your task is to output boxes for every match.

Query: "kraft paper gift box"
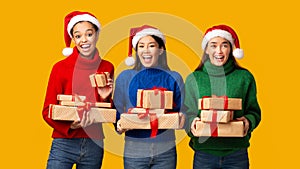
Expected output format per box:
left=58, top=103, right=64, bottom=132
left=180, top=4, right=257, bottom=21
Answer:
left=57, top=94, right=86, bottom=102
left=200, top=110, right=233, bottom=123
left=59, top=101, right=112, bottom=108
left=48, top=104, right=116, bottom=123
left=198, top=96, right=242, bottom=110
left=119, top=113, right=179, bottom=129
left=89, top=72, right=110, bottom=87
left=127, top=108, right=165, bottom=115
left=194, top=121, right=244, bottom=137
left=136, top=89, right=173, bottom=109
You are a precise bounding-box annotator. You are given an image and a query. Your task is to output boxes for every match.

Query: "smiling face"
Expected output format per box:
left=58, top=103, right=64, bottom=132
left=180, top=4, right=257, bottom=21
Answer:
left=71, top=21, right=99, bottom=59
left=136, top=35, right=163, bottom=68
left=205, top=36, right=231, bottom=66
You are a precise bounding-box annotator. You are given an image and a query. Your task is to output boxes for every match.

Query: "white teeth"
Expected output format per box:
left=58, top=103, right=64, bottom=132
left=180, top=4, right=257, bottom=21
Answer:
left=81, top=44, right=90, bottom=48
left=143, top=55, right=152, bottom=59
left=214, top=56, right=224, bottom=59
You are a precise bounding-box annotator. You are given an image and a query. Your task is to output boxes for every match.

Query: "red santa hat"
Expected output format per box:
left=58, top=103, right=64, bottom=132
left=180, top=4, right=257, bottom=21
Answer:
left=62, top=11, right=101, bottom=56
left=201, top=24, right=244, bottom=59
left=125, top=25, right=166, bottom=66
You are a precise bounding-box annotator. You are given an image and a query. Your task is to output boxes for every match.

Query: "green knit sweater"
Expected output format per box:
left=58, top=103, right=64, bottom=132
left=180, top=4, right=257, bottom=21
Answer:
left=184, top=58, right=261, bottom=156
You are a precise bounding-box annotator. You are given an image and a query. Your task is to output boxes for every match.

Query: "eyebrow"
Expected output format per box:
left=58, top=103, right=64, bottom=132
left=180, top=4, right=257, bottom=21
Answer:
left=138, top=41, right=156, bottom=45
left=73, top=29, right=94, bottom=34
left=209, top=41, right=230, bottom=44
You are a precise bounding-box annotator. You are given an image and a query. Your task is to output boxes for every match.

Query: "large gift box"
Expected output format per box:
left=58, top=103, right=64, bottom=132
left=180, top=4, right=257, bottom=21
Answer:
left=198, top=96, right=242, bottom=110
left=136, top=89, right=173, bottom=109
left=194, top=121, right=244, bottom=137
left=119, top=113, right=179, bottom=129
left=48, top=104, right=116, bottom=123
left=200, top=110, right=233, bottom=123
left=89, top=72, right=110, bottom=87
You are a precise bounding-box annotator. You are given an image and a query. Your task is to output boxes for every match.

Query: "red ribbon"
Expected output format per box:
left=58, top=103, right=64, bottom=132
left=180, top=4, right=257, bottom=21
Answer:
left=48, top=104, right=54, bottom=118
left=128, top=108, right=159, bottom=138
left=77, top=102, right=92, bottom=120
left=210, top=110, right=218, bottom=137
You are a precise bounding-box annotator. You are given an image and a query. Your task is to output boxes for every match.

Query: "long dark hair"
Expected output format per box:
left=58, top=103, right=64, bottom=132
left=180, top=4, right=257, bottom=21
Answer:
left=195, top=43, right=245, bottom=71
left=132, top=35, right=170, bottom=71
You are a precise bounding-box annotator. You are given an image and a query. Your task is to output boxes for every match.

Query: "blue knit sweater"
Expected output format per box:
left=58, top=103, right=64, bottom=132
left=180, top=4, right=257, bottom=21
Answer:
left=113, top=67, right=184, bottom=142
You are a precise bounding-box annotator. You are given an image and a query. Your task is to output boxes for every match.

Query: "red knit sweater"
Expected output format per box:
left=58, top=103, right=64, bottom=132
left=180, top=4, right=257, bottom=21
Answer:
left=42, top=48, right=114, bottom=139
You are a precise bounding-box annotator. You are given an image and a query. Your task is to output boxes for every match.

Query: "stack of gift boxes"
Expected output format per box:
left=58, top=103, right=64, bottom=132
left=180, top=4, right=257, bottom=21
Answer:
left=119, top=88, right=180, bottom=133
left=48, top=71, right=116, bottom=123
left=194, top=96, right=244, bottom=137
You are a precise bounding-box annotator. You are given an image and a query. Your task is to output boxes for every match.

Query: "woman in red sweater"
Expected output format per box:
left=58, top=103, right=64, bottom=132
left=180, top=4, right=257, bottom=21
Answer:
left=42, top=11, right=114, bottom=169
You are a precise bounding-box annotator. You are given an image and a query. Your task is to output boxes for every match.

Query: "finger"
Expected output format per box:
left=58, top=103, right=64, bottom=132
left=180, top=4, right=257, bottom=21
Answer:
left=80, top=111, right=88, bottom=127
left=179, top=113, right=185, bottom=129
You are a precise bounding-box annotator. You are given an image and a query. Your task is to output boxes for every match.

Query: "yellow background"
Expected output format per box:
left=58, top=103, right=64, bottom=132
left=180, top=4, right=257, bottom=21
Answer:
left=0, top=0, right=299, bottom=168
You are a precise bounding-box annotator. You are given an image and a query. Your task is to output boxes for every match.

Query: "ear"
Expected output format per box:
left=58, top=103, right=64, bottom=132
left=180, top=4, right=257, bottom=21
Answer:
left=159, top=48, right=164, bottom=55
left=205, top=47, right=209, bottom=55
left=95, top=31, right=100, bottom=41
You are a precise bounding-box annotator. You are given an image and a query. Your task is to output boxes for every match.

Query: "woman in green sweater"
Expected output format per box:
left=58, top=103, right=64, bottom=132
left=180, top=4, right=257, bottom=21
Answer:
left=184, top=24, right=261, bottom=169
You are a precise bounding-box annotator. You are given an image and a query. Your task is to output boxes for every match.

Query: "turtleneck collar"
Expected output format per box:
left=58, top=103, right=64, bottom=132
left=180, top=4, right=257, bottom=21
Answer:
left=203, top=58, right=235, bottom=76
left=68, top=47, right=101, bottom=70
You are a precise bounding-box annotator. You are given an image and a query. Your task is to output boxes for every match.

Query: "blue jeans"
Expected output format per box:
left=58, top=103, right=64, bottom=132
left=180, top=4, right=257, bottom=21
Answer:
left=46, top=138, right=104, bottom=169
left=193, top=149, right=249, bottom=169
left=124, top=140, right=177, bottom=169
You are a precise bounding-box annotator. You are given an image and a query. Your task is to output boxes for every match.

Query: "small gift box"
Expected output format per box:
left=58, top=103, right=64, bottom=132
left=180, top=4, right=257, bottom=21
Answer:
left=119, top=113, right=179, bottom=129
left=200, top=110, right=233, bottom=123
left=198, top=96, right=242, bottom=110
left=89, top=72, right=110, bottom=87
left=59, top=100, right=112, bottom=108
left=136, top=88, right=173, bottom=109
left=57, top=94, right=86, bottom=102
left=127, top=108, right=165, bottom=115
left=194, top=121, right=244, bottom=137
left=48, top=104, right=116, bottom=123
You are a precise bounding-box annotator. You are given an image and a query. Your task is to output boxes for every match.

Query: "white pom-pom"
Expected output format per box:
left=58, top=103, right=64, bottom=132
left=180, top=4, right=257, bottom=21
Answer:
left=233, top=48, right=244, bottom=59
left=62, top=47, right=73, bottom=56
left=125, top=56, right=135, bottom=66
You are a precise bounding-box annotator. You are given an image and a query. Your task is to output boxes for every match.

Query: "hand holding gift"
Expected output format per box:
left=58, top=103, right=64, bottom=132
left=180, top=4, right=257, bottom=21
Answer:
left=70, top=111, right=94, bottom=129
left=191, top=117, right=201, bottom=136
left=97, top=77, right=113, bottom=101
left=90, top=72, right=114, bottom=101
left=236, top=116, right=249, bottom=136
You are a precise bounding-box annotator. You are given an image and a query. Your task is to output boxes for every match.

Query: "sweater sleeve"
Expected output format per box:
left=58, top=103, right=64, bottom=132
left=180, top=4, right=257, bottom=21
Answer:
left=183, top=73, right=200, bottom=136
left=170, top=71, right=185, bottom=113
left=42, top=63, right=72, bottom=137
left=244, top=74, right=261, bottom=133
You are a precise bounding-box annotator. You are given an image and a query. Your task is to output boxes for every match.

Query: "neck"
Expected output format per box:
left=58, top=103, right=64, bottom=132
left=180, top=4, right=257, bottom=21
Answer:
left=203, top=58, right=235, bottom=76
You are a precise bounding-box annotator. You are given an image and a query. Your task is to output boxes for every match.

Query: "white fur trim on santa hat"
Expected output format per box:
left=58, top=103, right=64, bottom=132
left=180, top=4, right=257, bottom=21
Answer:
left=132, top=28, right=165, bottom=49
left=62, top=47, right=73, bottom=56
left=67, top=14, right=101, bottom=38
left=201, top=29, right=234, bottom=50
left=233, top=48, right=244, bottom=59
left=125, top=56, right=135, bottom=66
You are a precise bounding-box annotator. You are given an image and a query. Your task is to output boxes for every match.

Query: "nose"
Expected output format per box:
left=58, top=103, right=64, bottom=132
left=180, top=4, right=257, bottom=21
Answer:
left=81, top=35, right=88, bottom=42
left=216, top=46, right=222, bottom=53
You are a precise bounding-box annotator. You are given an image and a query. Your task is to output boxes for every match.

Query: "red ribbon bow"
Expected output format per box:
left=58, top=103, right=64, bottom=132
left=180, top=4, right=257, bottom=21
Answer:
left=128, top=108, right=158, bottom=138
left=139, top=87, right=167, bottom=109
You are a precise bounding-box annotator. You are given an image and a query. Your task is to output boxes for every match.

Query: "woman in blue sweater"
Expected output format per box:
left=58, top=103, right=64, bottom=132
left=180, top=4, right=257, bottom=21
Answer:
left=113, top=25, right=185, bottom=169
